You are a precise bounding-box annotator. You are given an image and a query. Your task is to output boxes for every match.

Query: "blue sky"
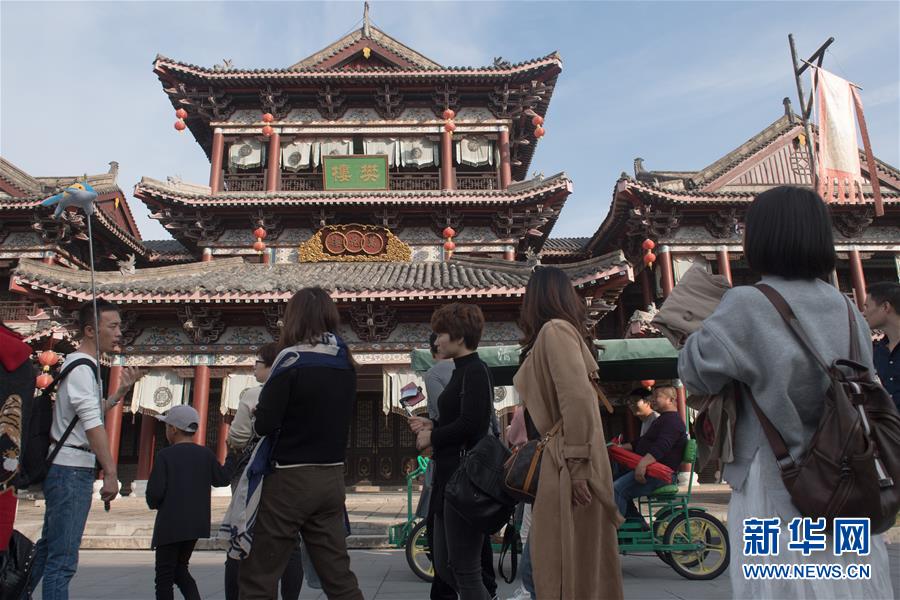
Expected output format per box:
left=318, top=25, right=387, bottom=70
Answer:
left=2, top=1, right=897, bottom=240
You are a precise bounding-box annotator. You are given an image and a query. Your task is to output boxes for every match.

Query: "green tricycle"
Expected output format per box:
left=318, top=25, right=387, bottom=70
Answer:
left=396, top=338, right=731, bottom=582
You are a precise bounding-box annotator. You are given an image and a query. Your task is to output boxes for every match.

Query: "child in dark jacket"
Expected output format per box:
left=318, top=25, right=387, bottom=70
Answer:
left=146, top=405, right=232, bottom=600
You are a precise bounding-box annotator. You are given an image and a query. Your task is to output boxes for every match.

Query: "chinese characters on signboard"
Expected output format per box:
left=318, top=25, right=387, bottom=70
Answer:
left=323, top=155, right=389, bottom=191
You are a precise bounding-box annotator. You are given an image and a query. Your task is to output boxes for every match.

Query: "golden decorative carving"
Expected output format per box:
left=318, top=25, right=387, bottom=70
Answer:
left=298, top=224, right=411, bottom=263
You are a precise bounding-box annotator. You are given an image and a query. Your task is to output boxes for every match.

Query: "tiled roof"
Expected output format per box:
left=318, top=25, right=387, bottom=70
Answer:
left=0, top=158, right=121, bottom=197
left=12, top=251, right=631, bottom=304
left=134, top=172, right=573, bottom=208
left=142, top=239, right=191, bottom=255
left=541, top=237, right=590, bottom=255
left=289, top=23, right=442, bottom=70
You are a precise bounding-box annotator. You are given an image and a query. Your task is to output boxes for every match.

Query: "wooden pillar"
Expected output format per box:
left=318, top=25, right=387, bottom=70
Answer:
left=440, top=130, right=455, bottom=190
left=658, top=245, right=675, bottom=297
left=716, top=245, right=733, bottom=285
left=498, top=128, right=512, bottom=189
left=209, top=128, right=225, bottom=194
left=265, top=130, right=281, bottom=192
left=135, top=414, right=157, bottom=480
left=849, top=249, right=867, bottom=310
left=42, top=251, right=56, bottom=265
left=641, top=268, right=654, bottom=309
left=193, top=364, right=211, bottom=446
left=216, top=416, right=231, bottom=464
left=503, top=246, right=515, bottom=261
left=202, top=248, right=213, bottom=262
left=262, top=248, right=271, bottom=265
left=105, top=364, right=124, bottom=463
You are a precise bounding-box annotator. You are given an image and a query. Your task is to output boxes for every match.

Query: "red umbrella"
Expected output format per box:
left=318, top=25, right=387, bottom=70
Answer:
left=608, top=445, right=675, bottom=483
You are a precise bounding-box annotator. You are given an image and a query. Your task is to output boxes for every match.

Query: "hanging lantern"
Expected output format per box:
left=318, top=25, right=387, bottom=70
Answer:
left=38, top=350, right=59, bottom=368
left=442, top=227, right=456, bottom=239
left=261, top=125, right=274, bottom=137
left=253, top=227, right=267, bottom=240
left=643, top=252, right=656, bottom=266
left=443, top=240, right=456, bottom=251
left=175, top=108, right=188, bottom=120
left=531, top=115, right=544, bottom=127
left=534, top=126, right=545, bottom=138
left=442, top=108, right=455, bottom=120
left=174, top=120, right=186, bottom=132
left=642, top=239, right=656, bottom=251
left=36, top=373, right=53, bottom=390
left=640, top=379, right=655, bottom=390
left=253, top=240, right=267, bottom=253
left=262, top=113, right=275, bottom=123
left=444, top=121, right=456, bottom=134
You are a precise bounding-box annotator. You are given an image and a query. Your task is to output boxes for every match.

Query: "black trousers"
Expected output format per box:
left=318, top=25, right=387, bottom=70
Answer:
left=427, top=507, right=497, bottom=599
left=225, top=542, right=304, bottom=600
left=155, top=539, right=200, bottom=600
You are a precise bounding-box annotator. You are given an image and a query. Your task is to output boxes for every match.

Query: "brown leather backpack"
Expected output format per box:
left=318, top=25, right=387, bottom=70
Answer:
left=747, top=284, right=900, bottom=534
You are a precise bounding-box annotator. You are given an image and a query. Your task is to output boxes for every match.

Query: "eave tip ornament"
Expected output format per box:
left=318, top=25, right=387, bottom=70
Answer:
left=41, top=181, right=98, bottom=219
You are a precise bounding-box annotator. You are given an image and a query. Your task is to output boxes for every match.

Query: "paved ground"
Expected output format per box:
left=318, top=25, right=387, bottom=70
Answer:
left=30, top=545, right=900, bottom=600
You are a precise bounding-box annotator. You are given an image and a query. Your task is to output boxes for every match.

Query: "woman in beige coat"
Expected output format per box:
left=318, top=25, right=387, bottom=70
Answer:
left=513, top=266, right=623, bottom=600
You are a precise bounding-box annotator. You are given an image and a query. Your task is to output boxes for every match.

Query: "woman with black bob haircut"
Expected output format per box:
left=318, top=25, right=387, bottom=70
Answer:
left=408, top=303, right=495, bottom=600
left=238, top=287, right=363, bottom=600
left=679, top=186, right=894, bottom=599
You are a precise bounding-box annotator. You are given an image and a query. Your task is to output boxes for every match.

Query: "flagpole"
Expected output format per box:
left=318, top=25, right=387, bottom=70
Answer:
left=788, top=34, right=834, bottom=194
left=85, top=213, right=105, bottom=410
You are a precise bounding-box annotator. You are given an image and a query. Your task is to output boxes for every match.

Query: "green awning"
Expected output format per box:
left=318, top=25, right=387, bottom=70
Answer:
left=410, top=337, right=679, bottom=386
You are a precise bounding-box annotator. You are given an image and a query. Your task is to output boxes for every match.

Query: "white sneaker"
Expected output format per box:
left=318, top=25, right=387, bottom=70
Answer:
left=505, top=585, right=532, bottom=600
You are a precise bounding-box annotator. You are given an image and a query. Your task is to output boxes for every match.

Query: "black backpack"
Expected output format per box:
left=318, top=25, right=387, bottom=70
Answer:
left=15, top=358, right=98, bottom=489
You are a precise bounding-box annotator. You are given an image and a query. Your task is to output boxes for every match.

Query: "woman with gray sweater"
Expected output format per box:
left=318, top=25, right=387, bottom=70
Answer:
left=679, top=186, right=893, bottom=599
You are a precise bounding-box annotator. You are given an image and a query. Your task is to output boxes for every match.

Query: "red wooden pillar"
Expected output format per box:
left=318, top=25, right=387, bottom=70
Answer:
left=202, top=248, right=213, bottom=262
left=658, top=245, right=675, bottom=298
left=262, top=249, right=271, bottom=265
left=105, top=364, right=124, bottom=463
left=498, top=128, right=512, bottom=189
left=42, top=251, right=56, bottom=265
left=209, top=128, right=225, bottom=194
left=849, top=249, right=867, bottom=310
left=135, top=414, right=157, bottom=480
left=440, top=130, right=455, bottom=190
left=193, top=364, right=211, bottom=446
left=265, top=130, right=281, bottom=192
left=716, top=245, right=733, bottom=285
left=641, top=268, right=654, bottom=309
left=216, top=416, right=231, bottom=464
left=503, top=246, right=515, bottom=261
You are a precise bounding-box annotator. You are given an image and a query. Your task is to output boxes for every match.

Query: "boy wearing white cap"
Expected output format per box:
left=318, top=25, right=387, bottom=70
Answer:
left=147, top=405, right=233, bottom=600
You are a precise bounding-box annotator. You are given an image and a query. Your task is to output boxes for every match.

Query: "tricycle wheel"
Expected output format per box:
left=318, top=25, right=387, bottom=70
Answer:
left=405, top=519, right=435, bottom=583
left=662, top=512, right=729, bottom=580
left=652, top=508, right=709, bottom=566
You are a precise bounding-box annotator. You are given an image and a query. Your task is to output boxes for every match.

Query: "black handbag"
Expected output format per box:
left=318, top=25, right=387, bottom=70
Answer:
left=0, top=530, right=35, bottom=600
left=445, top=433, right=516, bottom=534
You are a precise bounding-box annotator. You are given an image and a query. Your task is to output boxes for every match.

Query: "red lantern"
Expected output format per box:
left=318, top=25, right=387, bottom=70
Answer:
left=261, top=125, right=274, bottom=137
left=442, top=108, right=455, bottom=120
left=642, top=239, right=656, bottom=251
left=174, top=120, right=186, bottom=132
left=643, top=252, right=656, bottom=266
left=175, top=108, right=188, bottom=120
left=38, top=350, right=59, bottom=368
left=253, top=240, right=267, bottom=252
left=253, top=227, right=267, bottom=240
left=262, top=113, right=274, bottom=123
left=641, top=379, right=656, bottom=390
left=36, top=373, right=53, bottom=390
left=442, top=227, right=456, bottom=239
left=443, top=240, right=456, bottom=251
left=531, top=115, right=544, bottom=127
left=533, top=126, right=545, bottom=138
left=444, top=121, right=456, bottom=133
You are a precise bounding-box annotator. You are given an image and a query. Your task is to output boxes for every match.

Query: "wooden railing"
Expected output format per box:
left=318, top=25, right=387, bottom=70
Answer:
left=456, top=173, right=500, bottom=190
left=282, top=173, right=324, bottom=191
left=0, top=301, right=38, bottom=322
left=388, top=173, right=440, bottom=191
left=223, top=173, right=265, bottom=192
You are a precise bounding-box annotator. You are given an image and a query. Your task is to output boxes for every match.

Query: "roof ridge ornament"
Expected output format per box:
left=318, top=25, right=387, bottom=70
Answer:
left=363, top=1, right=371, bottom=39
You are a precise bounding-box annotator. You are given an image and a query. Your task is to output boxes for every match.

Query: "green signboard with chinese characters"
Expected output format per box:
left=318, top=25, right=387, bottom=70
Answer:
left=322, top=155, right=389, bottom=191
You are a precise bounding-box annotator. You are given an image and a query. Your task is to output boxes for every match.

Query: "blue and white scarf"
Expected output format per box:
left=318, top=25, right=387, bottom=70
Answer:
left=218, top=333, right=353, bottom=560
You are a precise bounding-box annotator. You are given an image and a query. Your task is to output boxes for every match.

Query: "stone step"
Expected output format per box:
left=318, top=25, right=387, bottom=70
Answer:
left=74, top=533, right=393, bottom=551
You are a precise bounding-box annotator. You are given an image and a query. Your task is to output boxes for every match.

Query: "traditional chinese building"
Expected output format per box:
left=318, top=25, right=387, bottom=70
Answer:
left=4, top=12, right=633, bottom=490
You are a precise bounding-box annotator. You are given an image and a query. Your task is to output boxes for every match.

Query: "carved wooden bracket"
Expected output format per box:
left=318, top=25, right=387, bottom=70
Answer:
left=309, top=208, right=337, bottom=229
left=263, top=304, right=285, bottom=341
left=157, top=210, right=223, bottom=242
left=372, top=208, right=403, bottom=231
left=348, top=303, right=398, bottom=342
left=705, top=208, right=741, bottom=239
left=488, top=81, right=549, bottom=119
left=317, top=85, right=347, bottom=120
left=176, top=305, right=226, bottom=345
left=374, top=84, right=404, bottom=119
left=250, top=210, right=283, bottom=240
left=432, top=84, right=459, bottom=118
left=259, top=85, right=291, bottom=120
left=118, top=310, right=143, bottom=347
left=833, top=208, right=874, bottom=238
left=630, top=206, right=681, bottom=238
left=431, top=210, right=463, bottom=238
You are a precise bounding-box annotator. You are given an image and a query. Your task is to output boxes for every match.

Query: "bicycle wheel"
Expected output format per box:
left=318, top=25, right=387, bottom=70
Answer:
left=405, top=519, right=435, bottom=583
left=653, top=508, right=709, bottom=566
left=663, top=512, right=729, bottom=580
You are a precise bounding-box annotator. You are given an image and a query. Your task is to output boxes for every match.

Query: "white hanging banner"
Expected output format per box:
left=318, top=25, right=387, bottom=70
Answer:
left=316, top=138, right=353, bottom=166
left=130, top=371, right=187, bottom=415
left=363, top=138, right=399, bottom=167
left=382, top=367, right=428, bottom=416
left=492, top=385, right=519, bottom=415
left=400, top=138, right=439, bottom=168
left=281, top=142, right=315, bottom=171
left=229, top=138, right=266, bottom=170
left=221, top=373, right=259, bottom=415
left=456, top=136, right=494, bottom=167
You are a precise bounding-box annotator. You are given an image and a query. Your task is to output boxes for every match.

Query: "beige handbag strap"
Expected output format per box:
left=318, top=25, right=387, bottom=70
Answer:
left=589, top=374, right=614, bottom=414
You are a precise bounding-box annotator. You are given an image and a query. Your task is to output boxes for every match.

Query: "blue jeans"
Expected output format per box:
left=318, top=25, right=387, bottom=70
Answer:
left=29, top=464, right=95, bottom=600
left=612, top=464, right=667, bottom=519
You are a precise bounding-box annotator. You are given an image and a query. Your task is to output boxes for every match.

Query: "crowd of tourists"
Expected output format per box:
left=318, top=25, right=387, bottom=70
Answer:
left=0, top=184, right=897, bottom=600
